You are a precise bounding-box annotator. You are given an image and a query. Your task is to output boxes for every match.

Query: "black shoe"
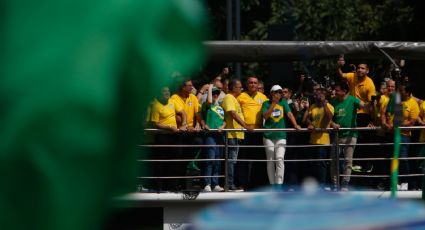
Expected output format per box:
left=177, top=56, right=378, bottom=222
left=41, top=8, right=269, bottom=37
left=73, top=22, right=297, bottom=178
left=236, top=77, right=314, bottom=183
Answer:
left=229, top=186, right=244, bottom=192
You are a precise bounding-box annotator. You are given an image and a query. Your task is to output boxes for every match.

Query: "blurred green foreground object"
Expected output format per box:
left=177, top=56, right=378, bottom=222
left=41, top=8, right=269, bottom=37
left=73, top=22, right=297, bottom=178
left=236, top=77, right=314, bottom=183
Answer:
left=0, top=0, right=206, bottom=229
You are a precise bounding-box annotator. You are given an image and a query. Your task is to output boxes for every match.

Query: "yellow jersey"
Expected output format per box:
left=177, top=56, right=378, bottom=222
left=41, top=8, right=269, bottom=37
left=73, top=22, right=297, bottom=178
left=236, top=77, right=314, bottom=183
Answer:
left=401, top=97, right=419, bottom=137
left=237, top=91, right=268, bottom=128
left=344, top=72, right=376, bottom=114
left=309, top=103, right=334, bottom=145
left=170, top=93, right=199, bottom=128
left=222, top=94, right=245, bottom=139
left=150, top=98, right=181, bottom=127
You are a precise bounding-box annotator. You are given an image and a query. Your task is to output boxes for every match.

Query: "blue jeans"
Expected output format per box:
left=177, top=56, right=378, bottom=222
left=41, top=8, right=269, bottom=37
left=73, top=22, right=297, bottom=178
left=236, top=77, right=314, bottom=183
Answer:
left=204, top=134, right=224, bottom=186
left=400, top=135, right=410, bottom=183
left=227, top=138, right=240, bottom=187
left=315, top=145, right=329, bottom=186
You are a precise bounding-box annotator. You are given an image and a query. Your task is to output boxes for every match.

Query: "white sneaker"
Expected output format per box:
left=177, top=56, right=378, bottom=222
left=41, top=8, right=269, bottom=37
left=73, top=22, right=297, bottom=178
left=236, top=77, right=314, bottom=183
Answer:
left=203, top=185, right=212, bottom=192
left=213, top=185, right=224, bottom=192
left=401, top=183, right=408, bottom=191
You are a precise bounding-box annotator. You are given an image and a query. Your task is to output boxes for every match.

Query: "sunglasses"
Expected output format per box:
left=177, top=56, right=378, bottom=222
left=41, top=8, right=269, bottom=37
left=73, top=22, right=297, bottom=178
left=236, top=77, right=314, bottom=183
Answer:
left=272, top=90, right=283, bottom=94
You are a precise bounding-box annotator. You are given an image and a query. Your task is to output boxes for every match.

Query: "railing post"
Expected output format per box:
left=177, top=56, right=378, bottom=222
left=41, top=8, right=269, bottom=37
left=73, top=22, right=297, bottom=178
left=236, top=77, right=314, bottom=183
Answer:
left=224, top=131, right=229, bottom=192
left=331, top=130, right=340, bottom=190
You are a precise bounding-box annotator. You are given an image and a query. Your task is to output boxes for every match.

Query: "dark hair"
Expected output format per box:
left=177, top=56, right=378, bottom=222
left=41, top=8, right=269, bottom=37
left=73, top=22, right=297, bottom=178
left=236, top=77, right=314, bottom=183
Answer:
left=228, top=78, right=241, bottom=91
left=357, top=61, right=369, bottom=69
left=334, top=80, right=350, bottom=93
left=212, top=89, right=221, bottom=95
left=400, top=83, right=413, bottom=94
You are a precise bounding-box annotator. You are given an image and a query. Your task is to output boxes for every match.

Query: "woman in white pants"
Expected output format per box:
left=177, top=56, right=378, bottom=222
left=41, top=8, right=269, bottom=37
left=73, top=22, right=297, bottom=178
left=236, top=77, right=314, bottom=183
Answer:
left=261, top=85, right=301, bottom=190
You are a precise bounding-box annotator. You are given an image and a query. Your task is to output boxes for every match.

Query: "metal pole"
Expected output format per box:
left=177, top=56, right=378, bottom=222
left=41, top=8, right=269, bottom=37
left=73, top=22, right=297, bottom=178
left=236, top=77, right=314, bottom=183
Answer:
left=226, top=0, right=232, bottom=41
left=331, top=130, right=340, bottom=190
left=235, top=0, right=242, bottom=79
left=224, top=132, right=229, bottom=192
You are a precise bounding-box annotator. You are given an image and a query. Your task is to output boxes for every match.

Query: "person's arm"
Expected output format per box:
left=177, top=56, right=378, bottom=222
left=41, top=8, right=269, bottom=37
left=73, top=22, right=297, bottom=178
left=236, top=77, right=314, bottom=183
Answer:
left=197, top=83, right=209, bottom=102
left=262, top=102, right=276, bottom=120
left=229, top=111, right=254, bottom=132
left=199, top=107, right=209, bottom=130
left=336, top=58, right=347, bottom=79
left=263, top=101, right=277, bottom=120
left=380, top=104, right=393, bottom=130
left=207, top=84, right=213, bottom=105
left=402, top=117, right=417, bottom=126
left=418, top=113, right=425, bottom=126
left=303, top=108, right=314, bottom=130
left=286, top=112, right=301, bottom=130
left=330, top=120, right=340, bottom=130
left=323, top=102, right=333, bottom=122
left=218, top=121, right=226, bottom=132
left=193, top=112, right=203, bottom=131
left=177, top=110, right=187, bottom=131
left=155, top=122, right=179, bottom=133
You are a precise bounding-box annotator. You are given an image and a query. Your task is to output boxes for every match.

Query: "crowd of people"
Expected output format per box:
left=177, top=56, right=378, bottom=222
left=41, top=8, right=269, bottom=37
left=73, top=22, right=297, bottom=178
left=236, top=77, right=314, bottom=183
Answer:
left=143, top=59, right=425, bottom=193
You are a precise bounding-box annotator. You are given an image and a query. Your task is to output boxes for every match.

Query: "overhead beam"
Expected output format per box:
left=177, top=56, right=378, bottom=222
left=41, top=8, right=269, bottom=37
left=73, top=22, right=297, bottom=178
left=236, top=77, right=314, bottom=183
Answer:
left=204, top=41, right=425, bottom=62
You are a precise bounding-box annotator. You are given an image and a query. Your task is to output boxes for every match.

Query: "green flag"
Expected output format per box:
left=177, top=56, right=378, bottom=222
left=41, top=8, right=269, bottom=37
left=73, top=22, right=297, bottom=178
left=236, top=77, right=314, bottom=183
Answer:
left=0, top=1, right=206, bottom=229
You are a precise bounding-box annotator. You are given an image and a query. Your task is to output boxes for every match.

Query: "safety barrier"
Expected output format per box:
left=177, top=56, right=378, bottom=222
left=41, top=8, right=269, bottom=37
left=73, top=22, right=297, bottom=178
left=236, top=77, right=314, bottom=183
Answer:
left=138, top=126, right=425, bottom=192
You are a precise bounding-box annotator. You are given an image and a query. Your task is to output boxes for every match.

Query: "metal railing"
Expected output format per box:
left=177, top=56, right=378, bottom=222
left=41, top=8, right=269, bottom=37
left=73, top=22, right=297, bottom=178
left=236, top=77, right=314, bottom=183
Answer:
left=138, top=126, right=425, bottom=192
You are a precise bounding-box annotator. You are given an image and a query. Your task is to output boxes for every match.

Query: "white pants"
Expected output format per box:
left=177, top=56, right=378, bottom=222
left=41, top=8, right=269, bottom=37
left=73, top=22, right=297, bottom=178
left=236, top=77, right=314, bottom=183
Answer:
left=263, top=138, right=286, bottom=184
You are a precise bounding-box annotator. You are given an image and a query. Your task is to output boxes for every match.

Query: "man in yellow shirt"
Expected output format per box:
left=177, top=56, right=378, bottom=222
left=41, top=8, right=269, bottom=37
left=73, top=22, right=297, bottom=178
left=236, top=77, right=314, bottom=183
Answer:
left=237, top=76, right=268, bottom=190
left=382, top=83, right=419, bottom=190
left=370, top=79, right=394, bottom=190
left=337, top=59, right=376, bottom=127
left=170, top=79, right=203, bottom=190
left=222, top=79, right=252, bottom=191
left=150, top=86, right=185, bottom=192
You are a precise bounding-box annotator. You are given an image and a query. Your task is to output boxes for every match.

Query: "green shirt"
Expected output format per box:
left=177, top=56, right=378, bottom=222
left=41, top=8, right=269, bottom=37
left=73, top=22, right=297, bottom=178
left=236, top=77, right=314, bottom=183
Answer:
left=261, top=100, right=291, bottom=140
left=331, top=95, right=361, bottom=138
left=202, top=103, right=225, bottom=129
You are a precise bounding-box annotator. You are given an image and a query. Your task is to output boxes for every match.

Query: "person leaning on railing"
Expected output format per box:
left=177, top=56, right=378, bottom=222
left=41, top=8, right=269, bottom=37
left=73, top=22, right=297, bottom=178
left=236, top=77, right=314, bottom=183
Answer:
left=304, top=87, right=334, bottom=190
left=237, top=76, right=268, bottom=190
left=261, top=85, right=301, bottom=191
left=221, top=78, right=253, bottom=191
left=199, top=84, right=226, bottom=192
left=170, top=78, right=204, bottom=190
left=150, top=86, right=186, bottom=192
left=382, top=83, right=419, bottom=191
left=330, top=81, right=366, bottom=191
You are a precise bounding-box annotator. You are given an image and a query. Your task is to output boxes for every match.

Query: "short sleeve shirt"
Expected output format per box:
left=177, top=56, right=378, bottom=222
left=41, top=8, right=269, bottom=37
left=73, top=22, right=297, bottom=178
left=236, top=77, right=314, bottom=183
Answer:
left=261, top=100, right=291, bottom=140
left=331, top=95, right=361, bottom=138
left=401, top=97, right=420, bottom=137
left=309, top=103, right=334, bottom=145
left=150, top=98, right=180, bottom=128
left=222, top=94, right=245, bottom=139
left=344, top=73, right=376, bottom=114
left=170, top=93, right=199, bottom=128
left=237, top=91, right=268, bottom=128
